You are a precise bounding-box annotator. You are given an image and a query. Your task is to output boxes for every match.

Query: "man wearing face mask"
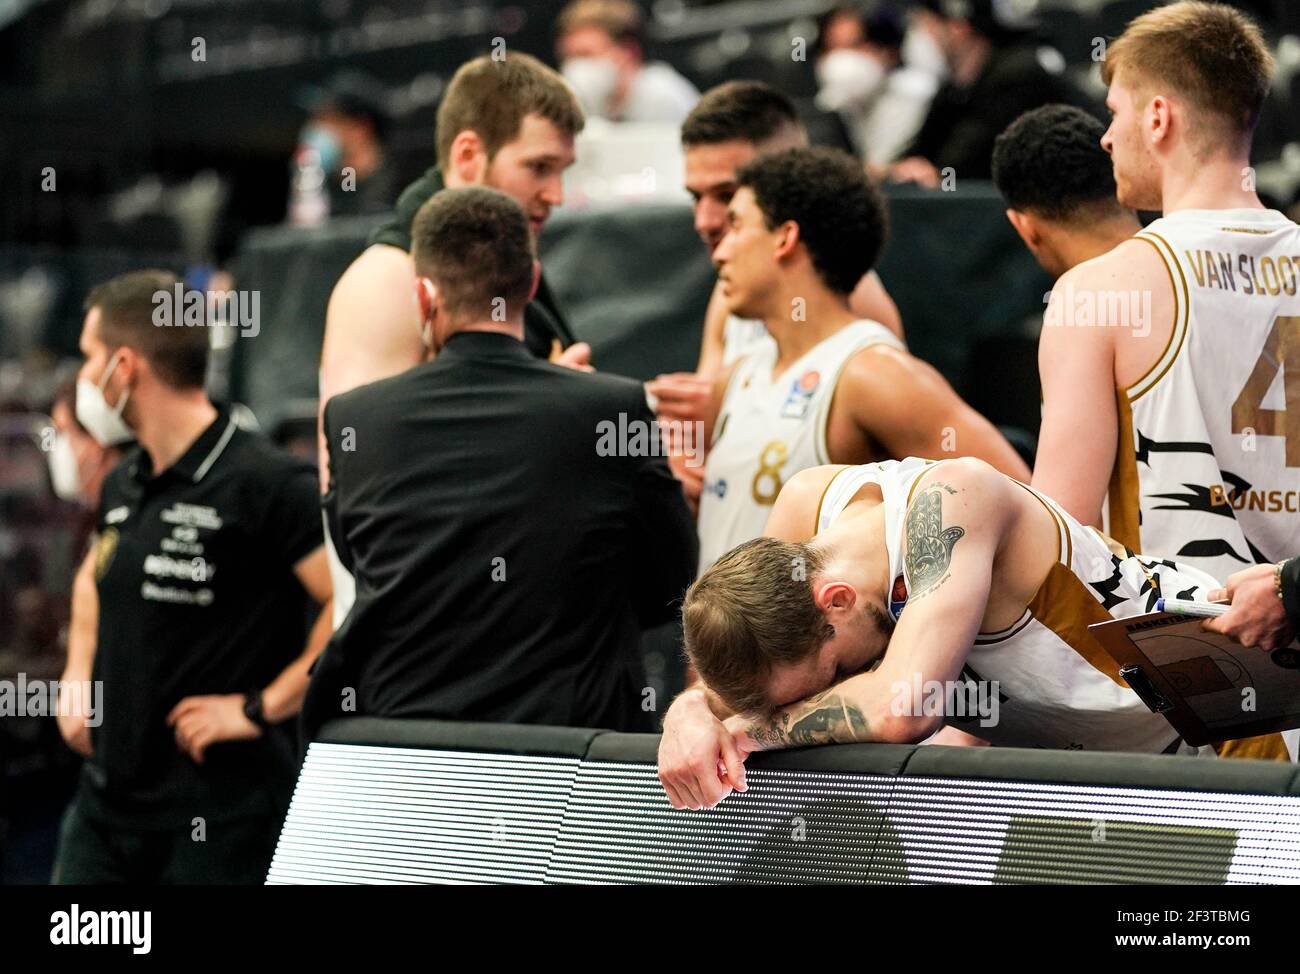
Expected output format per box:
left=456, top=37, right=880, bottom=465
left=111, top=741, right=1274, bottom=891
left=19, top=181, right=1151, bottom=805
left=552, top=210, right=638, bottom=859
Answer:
left=306, top=187, right=696, bottom=739
left=556, top=0, right=698, bottom=124
left=890, top=0, right=1090, bottom=187
left=53, top=270, right=335, bottom=884
left=48, top=380, right=121, bottom=512
left=292, top=70, right=396, bottom=220
left=814, top=4, right=940, bottom=171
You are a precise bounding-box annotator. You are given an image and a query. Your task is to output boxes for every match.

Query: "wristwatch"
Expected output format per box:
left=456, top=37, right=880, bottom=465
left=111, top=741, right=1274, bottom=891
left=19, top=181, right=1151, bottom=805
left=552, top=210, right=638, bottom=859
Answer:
left=243, top=690, right=271, bottom=731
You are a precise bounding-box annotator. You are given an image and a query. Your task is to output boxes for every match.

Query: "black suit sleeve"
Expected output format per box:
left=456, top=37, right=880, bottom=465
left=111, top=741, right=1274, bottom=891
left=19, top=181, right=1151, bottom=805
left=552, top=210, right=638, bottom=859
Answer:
left=1282, top=557, right=1300, bottom=636
left=624, top=391, right=698, bottom=627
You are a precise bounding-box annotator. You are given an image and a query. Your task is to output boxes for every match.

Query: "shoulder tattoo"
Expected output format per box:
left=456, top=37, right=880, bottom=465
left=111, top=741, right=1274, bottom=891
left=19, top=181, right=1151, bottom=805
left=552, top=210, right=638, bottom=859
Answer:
left=905, top=484, right=965, bottom=596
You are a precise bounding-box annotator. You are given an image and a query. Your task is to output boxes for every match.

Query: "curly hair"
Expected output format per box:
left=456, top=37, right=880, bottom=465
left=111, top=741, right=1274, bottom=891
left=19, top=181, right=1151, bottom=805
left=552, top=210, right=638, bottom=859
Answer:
left=992, top=104, right=1120, bottom=222
left=736, top=146, right=887, bottom=296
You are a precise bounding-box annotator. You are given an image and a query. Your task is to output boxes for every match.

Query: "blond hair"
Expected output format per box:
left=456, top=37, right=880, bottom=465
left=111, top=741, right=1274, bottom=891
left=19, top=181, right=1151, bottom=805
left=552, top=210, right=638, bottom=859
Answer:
left=1102, top=1, right=1273, bottom=138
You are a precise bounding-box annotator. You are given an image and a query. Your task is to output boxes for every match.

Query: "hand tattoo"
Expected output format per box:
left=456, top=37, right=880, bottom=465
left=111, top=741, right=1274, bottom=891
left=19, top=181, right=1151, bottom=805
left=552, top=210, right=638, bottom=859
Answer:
left=905, top=484, right=964, bottom=598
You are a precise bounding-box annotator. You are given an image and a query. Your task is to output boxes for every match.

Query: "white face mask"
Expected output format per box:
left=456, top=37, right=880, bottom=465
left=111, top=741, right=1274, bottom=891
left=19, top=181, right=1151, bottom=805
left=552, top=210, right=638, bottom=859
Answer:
left=48, top=430, right=83, bottom=502
left=902, top=25, right=949, bottom=81
left=815, top=49, right=888, bottom=112
left=562, top=56, right=619, bottom=117
left=76, top=351, right=134, bottom=447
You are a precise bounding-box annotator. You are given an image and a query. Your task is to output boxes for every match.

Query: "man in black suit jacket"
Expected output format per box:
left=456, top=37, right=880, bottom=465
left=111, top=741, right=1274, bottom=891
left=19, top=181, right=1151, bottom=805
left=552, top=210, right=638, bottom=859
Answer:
left=305, top=186, right=697, bottom=737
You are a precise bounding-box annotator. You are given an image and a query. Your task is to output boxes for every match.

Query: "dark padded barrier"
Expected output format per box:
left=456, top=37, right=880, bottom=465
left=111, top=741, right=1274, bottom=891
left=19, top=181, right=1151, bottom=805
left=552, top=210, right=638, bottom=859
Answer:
left=268, top=719, right=1300, bottom=885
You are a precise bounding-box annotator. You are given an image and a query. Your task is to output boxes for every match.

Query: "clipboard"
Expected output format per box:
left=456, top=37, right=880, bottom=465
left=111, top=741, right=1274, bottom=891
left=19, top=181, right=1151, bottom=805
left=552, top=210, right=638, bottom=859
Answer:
left=1088, top=611, right=1300, bottom=747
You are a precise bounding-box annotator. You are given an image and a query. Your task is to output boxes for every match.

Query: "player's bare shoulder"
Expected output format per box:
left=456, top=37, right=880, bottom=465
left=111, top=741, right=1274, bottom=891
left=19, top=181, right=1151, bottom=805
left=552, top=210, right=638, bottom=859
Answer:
left=902, top=458, right=1012, bottom=591
left=764, top=465, right=847, bottom=542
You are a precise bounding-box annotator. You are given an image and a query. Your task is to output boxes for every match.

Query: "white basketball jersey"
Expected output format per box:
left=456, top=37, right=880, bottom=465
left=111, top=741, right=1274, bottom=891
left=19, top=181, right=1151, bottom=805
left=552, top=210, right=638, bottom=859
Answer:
left=818, top=458, right=1231, bottom=754
left=721, top=314, right=775, bottom=367
left=697, top=320, right=903, bottom=572
left=1107, top=209, right=1300, bottom=583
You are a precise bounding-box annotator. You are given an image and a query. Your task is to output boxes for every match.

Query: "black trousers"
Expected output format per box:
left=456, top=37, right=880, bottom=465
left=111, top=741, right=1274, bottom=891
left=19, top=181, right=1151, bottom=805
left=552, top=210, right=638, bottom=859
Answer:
left=51, top=797, right=280, bottom=885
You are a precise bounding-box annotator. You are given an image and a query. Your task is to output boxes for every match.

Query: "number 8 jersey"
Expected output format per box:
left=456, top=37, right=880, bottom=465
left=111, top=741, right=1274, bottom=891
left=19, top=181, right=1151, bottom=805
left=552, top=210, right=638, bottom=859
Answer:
left=1108, top=208, right=1300, bottom=583
left=697, top=319, right=903, bottom=574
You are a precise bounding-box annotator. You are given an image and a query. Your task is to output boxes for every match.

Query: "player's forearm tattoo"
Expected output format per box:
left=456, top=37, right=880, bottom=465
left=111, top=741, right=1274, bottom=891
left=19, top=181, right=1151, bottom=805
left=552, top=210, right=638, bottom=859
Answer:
left=745, top=690, right=871, bottom=749
left=905, top=484, right=964, bottom=598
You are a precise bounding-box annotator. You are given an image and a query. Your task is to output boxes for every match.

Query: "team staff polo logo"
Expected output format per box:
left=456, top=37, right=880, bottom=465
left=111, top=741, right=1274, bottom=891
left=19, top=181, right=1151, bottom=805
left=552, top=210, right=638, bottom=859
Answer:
left=94, top=528, right=119, bottom=582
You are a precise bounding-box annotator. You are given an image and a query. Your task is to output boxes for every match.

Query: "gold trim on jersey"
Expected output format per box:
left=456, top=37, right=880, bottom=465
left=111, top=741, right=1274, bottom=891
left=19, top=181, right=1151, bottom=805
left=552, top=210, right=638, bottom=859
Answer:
left=1106, top=392, right=1143, bottom=552
left=974, top=609, right=1033, bottom=644
left=1126, top=231, right=1190, bottom=403
left=813, top=465, right=847, bottom=536
left=1214, top=733, right=1291, bottom=761
left=1011, top=480, right=1068, bottom=567
left=1027, top=563, right=1127, bottom=687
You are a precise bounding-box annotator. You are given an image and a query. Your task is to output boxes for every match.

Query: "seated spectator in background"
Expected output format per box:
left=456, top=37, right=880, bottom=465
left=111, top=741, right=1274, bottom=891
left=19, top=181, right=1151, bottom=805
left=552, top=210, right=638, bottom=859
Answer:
left=307, top=187, right=697, bottom=739
left=992, top=104, right=1140, bottom=279
left=689, top=147, right=1029, bottom=573
left=891, top=0, right=1089, bottom=186
left=557, top=0, right=699, bottom=123
left=814, top=3, right=939, bottom=170
left=293, top=70, right=397, bottom=219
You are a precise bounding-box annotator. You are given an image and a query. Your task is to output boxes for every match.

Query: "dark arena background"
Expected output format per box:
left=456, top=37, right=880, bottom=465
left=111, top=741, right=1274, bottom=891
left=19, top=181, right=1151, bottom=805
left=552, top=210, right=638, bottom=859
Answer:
left=4, top=0, right=1300, bottom=955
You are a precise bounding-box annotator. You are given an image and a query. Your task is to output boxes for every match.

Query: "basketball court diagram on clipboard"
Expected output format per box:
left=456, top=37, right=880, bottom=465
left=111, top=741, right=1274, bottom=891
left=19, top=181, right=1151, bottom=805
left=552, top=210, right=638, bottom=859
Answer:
left=1089, top=611, right=1300, bottom=746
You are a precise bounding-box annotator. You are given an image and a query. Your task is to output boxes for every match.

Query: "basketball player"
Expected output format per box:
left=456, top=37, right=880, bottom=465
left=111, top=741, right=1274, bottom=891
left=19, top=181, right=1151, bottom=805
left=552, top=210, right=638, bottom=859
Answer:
left=693, top=146, right=1028, bottom=573
left=992, top=103, right=1140, bottom=279
left=1033, top=3, right=1293, bottom=583
left=647, top=81, right=905, bottom=454
left=659, top=455, right=1252, bottom=811
left=1029, top=3, right=1296, bottom=762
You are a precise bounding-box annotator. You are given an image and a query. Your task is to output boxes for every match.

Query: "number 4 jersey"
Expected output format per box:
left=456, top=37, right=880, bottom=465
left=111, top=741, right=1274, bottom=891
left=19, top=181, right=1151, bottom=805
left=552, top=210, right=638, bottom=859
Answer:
left=1107, top=208, right=1300, bottom=584
left=697, top=319, right=903, bottom=573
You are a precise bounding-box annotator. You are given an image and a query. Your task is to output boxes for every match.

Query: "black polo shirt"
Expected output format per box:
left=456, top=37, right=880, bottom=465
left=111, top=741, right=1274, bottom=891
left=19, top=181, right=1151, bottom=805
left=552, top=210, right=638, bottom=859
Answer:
left=368, top=165, right=576, bottom=358
left=79, top=405, right=323, bottom=830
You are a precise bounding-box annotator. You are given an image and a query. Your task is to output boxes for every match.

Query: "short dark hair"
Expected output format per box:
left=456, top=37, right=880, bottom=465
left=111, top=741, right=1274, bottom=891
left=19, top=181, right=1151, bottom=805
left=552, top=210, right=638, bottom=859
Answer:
left=410, top=187, right=535, bottom=324
left=84, top=269, right=207, bottom=389
left=681, top=81, right=803, bottom=148
left=992, top=104, right=1121, bottom=222
left=737, top=146, right=887, bottom=296
left=436, top=52, right=585, bottom=170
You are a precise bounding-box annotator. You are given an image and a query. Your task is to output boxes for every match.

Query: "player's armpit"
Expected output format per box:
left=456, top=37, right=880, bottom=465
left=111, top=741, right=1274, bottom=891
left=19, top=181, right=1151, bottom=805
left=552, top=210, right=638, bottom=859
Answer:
left=1032, top=261, right=1120, bottom=527
left=843, top=347, right=1029, bottom=480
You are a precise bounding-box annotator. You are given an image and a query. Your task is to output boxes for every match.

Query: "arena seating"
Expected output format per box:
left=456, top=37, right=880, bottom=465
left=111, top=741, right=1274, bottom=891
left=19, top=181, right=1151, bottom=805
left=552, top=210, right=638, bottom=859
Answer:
left=268, top=718, right=1300, bottom=884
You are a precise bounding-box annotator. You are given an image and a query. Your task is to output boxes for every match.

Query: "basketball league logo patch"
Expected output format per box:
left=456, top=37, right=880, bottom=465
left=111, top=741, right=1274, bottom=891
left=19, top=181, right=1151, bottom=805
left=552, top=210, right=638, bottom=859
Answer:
left=779, top=370, right=821, bottom=419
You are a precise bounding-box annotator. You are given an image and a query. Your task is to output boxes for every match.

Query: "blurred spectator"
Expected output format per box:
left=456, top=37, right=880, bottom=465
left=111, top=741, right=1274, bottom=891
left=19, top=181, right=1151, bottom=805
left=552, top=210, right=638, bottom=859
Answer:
left=814, top=3, right=939, bottom=168
left=557, top=0, right=699, bottom=123
left=891, top=0, right=1090, bottom=186
left=290, top=70, right=397, bottom=223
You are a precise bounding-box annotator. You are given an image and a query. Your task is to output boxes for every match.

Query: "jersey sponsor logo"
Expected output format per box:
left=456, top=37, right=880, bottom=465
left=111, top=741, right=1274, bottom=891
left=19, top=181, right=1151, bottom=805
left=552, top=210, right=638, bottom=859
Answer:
left=159, top=502, right=222, bottom=531
left=104, top=505, right=130, bottom=525
left=143, top=553, right=215, bottom=582
left=779, top=370, right=821, bottom=420
left=703, top=478, right=727, bottom=499
left=141, top=582, right=214, bottom=606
